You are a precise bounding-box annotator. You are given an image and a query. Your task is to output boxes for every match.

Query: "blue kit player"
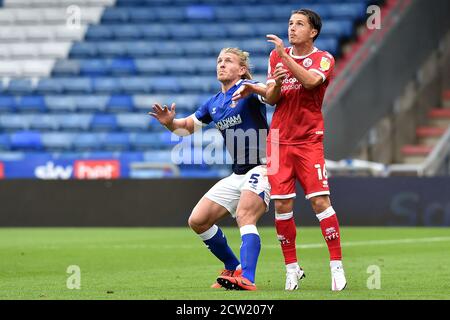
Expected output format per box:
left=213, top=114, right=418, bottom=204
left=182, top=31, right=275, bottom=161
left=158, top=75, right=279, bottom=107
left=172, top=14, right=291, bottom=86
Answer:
left=150, top=48, right=283, bottom=290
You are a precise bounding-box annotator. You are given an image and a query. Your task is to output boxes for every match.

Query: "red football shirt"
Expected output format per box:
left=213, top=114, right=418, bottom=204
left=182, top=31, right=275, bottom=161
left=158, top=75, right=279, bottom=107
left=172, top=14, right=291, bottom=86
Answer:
left=267, top=47, right=335, bottom=145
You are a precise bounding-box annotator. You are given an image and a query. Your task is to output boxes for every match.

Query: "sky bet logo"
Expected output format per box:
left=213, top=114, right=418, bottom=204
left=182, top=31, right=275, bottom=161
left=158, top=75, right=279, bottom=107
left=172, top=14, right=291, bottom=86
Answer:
left=34, top=160, right=120, bottom=179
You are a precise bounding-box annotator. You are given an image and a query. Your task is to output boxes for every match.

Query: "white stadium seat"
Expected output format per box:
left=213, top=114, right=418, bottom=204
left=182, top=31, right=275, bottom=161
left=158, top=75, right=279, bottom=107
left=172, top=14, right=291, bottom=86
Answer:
left=22, top=60, right=56, bottom=77
left=10, top=43, right=39, bottom=58
left=0, top=10, right=15, bottom=24
left=39, top=42, right=72, bottom=59
left=0, top=62, right=21, bottom=77
left=14, top=8, right=43, bottom=24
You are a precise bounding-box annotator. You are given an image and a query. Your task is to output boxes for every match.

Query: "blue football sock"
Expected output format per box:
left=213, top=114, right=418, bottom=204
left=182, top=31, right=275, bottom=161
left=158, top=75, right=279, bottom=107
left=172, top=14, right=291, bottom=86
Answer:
left=199, top=225, right=240, bottom=271
left=239, top=225, right=261, bottom=284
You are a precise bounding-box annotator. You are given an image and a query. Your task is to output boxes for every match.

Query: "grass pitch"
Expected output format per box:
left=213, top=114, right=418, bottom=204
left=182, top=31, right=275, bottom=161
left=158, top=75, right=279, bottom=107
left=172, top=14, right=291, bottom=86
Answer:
left=0, top=227, right=449, bottom=300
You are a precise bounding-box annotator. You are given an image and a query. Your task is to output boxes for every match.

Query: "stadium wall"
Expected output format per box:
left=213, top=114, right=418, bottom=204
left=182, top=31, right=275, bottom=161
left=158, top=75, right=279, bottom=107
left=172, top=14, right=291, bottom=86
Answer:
left=325, top=0, right=450, bottom=160
left=1, top=177, right=449, bottom=227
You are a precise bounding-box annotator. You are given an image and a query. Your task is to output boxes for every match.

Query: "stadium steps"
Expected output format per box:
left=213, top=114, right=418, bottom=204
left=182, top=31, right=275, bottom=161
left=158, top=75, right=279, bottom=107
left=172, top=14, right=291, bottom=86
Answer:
left=400, top=144, right=433, bottom=164
left=442, top=90, right=450, bottom=108
left=415, top=126, right=446, bottom=146
left=427, top=108, right=450, bottom=127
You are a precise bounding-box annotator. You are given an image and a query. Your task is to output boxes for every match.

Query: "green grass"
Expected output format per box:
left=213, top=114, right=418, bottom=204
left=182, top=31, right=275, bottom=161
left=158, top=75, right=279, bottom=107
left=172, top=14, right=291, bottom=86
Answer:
left=0, top=227, right=449, bottom=300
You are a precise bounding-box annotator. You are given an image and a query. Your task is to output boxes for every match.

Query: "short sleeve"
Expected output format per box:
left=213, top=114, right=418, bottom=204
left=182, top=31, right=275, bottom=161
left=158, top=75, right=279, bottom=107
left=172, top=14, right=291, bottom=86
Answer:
left=309, top=52, right=335, bottom=83
left=193, top=98, right=213, bottom=125
left=266, top=50, right=278, bottom=85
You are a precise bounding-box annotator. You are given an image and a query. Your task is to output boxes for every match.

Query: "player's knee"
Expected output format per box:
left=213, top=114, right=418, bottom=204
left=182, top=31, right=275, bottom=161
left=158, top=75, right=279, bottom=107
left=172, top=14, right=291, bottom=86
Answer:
left=310, top=196, right=331, bottom=213
left=188, top=213, right=208, bottom=233
left=236, top=209, right=256, bottom=226
left=274, top=199, right=294, bottom=213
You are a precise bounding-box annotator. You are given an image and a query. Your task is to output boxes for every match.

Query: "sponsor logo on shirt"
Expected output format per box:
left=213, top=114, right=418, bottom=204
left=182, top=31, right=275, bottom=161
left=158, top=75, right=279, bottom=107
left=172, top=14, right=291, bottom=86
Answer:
left=211, top=107, right=217, bottom=114
left=319, top=57, right=331, bottom=71
left=216, top=114, right=243, bottom=130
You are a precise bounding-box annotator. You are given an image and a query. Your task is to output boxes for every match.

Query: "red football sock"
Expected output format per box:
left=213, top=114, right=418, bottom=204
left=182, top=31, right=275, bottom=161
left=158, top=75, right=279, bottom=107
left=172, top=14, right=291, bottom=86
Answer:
left=275, top=212, right=298, bottom=265
left=317, top=207, right=342, bottom=261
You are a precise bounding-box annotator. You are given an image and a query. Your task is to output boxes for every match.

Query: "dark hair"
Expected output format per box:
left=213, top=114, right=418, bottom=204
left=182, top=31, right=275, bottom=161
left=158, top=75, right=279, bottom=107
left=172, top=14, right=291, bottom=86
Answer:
left=291, top=9, right=322, bottom=41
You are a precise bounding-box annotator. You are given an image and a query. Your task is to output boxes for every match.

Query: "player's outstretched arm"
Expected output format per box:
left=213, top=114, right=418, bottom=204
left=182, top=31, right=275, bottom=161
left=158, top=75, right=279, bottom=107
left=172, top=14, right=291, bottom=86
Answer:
left=149, top=103, right=195, bottom=136
left=267, top=34, right=322, bottom=90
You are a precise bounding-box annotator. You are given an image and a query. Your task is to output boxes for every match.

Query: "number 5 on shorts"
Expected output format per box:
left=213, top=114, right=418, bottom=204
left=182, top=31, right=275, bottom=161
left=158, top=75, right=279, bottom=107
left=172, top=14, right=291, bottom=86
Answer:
left=249, top=173, right=260, bottom=184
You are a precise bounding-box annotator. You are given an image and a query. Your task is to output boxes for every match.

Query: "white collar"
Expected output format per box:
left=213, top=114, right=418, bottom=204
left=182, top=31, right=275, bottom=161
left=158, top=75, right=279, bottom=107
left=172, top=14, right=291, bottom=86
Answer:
left=289, top=47, right=318, bottom=59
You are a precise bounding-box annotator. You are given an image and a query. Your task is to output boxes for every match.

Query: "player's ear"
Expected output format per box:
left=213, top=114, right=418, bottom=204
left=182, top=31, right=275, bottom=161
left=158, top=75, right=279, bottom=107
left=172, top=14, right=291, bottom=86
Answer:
left=311, top=29, right=318, bottom=39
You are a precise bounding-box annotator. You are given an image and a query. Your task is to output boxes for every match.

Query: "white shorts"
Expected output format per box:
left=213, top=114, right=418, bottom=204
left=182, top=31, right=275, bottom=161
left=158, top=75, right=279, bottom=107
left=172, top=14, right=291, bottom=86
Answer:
left=204, top=165, right=271, bottom=218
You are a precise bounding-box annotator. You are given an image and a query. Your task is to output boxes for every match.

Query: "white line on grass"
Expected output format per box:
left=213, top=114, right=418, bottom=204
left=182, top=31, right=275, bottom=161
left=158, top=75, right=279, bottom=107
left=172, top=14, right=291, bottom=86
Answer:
left=35, top=236, right=450, bottom=250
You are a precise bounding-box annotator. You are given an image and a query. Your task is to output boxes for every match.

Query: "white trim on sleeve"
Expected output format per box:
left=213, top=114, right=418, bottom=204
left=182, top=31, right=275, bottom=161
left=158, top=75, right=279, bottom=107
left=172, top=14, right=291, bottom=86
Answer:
left=271, top=193, right=296, bottom=200
left=310, top=69, right=326, bottom=82
left=305, top=191, right=330, bottom=200
left=190, top=114, right=208, bottom=127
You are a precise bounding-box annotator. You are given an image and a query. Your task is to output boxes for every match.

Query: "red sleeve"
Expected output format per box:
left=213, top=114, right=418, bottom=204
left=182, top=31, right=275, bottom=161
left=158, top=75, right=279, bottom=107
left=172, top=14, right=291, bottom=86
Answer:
left=266, top=49, right=278, bottom=85
left=309, top=52, right=335, bottom=83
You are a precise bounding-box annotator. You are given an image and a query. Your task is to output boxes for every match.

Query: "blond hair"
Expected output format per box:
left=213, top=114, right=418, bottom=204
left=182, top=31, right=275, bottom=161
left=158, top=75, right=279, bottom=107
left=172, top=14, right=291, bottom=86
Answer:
left=219, top=47, right=253, bottom=80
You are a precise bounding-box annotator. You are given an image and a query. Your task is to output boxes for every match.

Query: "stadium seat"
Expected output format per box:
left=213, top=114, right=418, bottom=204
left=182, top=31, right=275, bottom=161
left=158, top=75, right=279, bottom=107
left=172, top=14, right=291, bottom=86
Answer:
left=61, top=78, right=93, bottom=94
left=0, top=134, right=11, bottom=150
left=0, top=114, right=30, bottom=131
left=85, top=25, right=114, bottom=40
left=106, top=95, right=134, bottom=113
left=36, top=78, right=64, bottom=94
left=183, top=41, right=214, bottom=56
left=113, top=24, right=141, bottom=40
left=52, top=60, right=81, bottom=76
left=103, top=132, right=131, bottom=151
left=116, top=113, right=150, bottom=131
left=135, top=59, right=166, bottom=75
left=96, top=42, right=127, bottom=58
left=75, top=95, right=109, bottom=112
left=45, top=96, right=77, bottom=113
left=119, top=77, right=152, bottom=93
left=58, top=114, right=92, bottom=131
left=70, top=42, right=98, bottom=58
left=79, top=59, right=108, bottom=76
left=142, top=150, right=173, bottom=163
left=109, top=58, right=136, bottom=75
left=17, top=96, right=46, bottom=113
left=198, top=24, right=227, bottom=39
left=102, top=8, right=129, bottom=23
left=186, top=5, right=215, bottom=21
left=73, top=133, right=102, bottom=151
left=0, top=96, right=17, bottom=113
left=29, top=115, right=59, bottom=131
left=7, top=79, right=34, bottom=95
left=154, top=7, right=186, bottom=21
left=128, top=8, right=157, bottom=23
left=41, top=132, right=74, bottom=151
left=90, top=114, right=118, bottom=131
left=151, top=77, right=181, bottom=94
left=126, top=42, right=155, bottom=57
left=93, top=77, right=121, bottom=94
left=10, top=131, right=42, bottom=151
left=154, top=42, right=184, bottom=56
left=167, top=24, right=199, bottom=39
left=226, top=24, right=256, bottom=38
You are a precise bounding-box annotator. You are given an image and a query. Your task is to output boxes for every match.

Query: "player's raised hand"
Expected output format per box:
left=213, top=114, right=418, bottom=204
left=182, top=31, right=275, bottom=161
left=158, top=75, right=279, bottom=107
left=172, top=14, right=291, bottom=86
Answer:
left=267, top=34, right=286, bottom=57
left=273, top=63, right=288, bottom=86
left=232, top=82, right=254, bottom=101
left=149, top=103, right=176, bottom=126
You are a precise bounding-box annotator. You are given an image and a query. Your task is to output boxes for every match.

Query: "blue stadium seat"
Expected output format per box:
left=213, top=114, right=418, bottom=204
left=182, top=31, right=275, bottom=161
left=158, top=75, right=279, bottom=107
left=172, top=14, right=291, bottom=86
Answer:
left=132, top=132, right=159, bottom=150
left=143, top=150, right=173, bottom=162
left=186, top=5, right=215, bottom=21
left=36, top=79, right=64, bottom=94
left=102, top=8, right=129, bottom=23
left=140, top=24, right=170, bottom=39
left=135, top=59, right=166, bottom=75
left=58, top=114, right=92, bottom=131
left=321, top=20, right=354, bottom=38
left=41, top=133, right=74, bottom=151
left=214, top=7, right=244, bottom=21
left=109, top=58, right=136, bottom=75
left=180, top=169, right=221, bottom=178
left=29, top=115, right=58, bottom=131
left=103, top=132, right=131, bottom=151
left=316, top=38, right=339, bottom=56
left=128, top=8, right=157, bottom=23
left=93, top=78, right=121, bottom=94
left=171, top=94, right=198, bottom=112
left=179, top=77, right=217, bottom=93
left=183, top=41, right=214, bottom=56
left=254, top=23, right=288, bottom=38
left=97, top=42, right=127, bottom=58
left=328, top=3, right=366, bottom=20
left=7, top=79, right=34, bottom=95
left=119, top=77, right=152, bottom=93
left=45, top=96, right=77, bottom=113
left=116, top=113, right=150, bottom=131
left=79, top=59, right=108, bottom=76
left=0, top=134, right=10, bottom=150
left=106, top=95, right=134, bottom=113
left=90, top=114, right=118, bottom=131
left=126, top=42, right=155, bottom=57
left=154, top=8, right=186, bottom=21
left=0, top=96, right=17, bottom=113
left=86, top=25, right=114, bottom=40
left=70, top=42, right=97, bottom=58
left=75, top=95, right=108, bottom=112
left=73, top=133, right=102, bottom=151
left=11, top=131, right=42, bottom=151
left=52, top=60, right=80, bottom=76
left=198, top=24, right=227, bottom=39
left=113, top=25, right=142, bottom=40
left=61, top=78, right=92, bottom=94
left=192, top=58, right=216, bottom=74
left=165, top=58, right=196, bottom=75
left=151, top=77, right=181, bottom=93
left=154, top=42, right=184, bottom=56
left=0, top=114, right=30, bottom=131
left=167, top=24, right=199, bottom=39
left=241, top=6, right=274, bottom=21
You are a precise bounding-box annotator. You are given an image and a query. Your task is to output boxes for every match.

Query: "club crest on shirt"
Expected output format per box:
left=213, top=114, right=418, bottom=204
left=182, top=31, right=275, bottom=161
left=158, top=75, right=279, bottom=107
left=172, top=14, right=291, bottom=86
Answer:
left=303, top=58, right=313, bottom=68
left=230, top=100, right=238, bottom=108
left=319, top=57, right=331, bottom=71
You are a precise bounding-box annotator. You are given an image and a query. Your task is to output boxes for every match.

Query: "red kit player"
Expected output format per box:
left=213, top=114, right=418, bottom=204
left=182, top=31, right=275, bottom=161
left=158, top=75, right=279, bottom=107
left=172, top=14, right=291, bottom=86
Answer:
left=233, top=9, right=347, bottom=291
